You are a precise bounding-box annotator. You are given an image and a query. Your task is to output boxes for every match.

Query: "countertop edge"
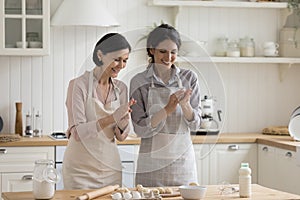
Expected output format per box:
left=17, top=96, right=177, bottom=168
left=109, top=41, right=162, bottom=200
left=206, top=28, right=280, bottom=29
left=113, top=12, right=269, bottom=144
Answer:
left=0, top=133, right=299, bottom=151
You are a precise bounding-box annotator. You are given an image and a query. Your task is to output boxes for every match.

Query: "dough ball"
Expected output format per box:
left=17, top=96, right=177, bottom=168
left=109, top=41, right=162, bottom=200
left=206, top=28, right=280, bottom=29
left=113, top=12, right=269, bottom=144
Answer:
left=157, top=187, right=166, bottom=194
left=151, top=188, right=160, bottom=194
left=115, top=187, right=129, bottom=193
left=165, top=187, right=173, bottom=194
left=111, top=192, right=122, bottom=200
left=189, top=182, right=200, bottom=186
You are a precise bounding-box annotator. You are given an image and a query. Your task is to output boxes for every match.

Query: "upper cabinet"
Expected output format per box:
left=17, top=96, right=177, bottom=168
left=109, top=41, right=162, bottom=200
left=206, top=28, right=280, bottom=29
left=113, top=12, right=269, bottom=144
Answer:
left=0, top=0, right=50, bottom=56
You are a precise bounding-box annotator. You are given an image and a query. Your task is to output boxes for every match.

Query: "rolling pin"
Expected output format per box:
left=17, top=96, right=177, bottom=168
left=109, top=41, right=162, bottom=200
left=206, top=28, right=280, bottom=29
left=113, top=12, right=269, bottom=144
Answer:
left=76, top=184, right=120, bottom=200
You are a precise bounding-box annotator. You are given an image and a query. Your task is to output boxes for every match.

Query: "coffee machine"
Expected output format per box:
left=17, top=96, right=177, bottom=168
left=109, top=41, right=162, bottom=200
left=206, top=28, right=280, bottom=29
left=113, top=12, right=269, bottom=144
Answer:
left=192, top=95, right=222, bottom=135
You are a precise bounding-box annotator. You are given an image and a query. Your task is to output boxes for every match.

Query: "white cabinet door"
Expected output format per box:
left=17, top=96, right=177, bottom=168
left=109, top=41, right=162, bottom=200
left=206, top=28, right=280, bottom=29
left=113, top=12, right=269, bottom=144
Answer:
left=0, top=0, right=50, bottom=55
left=118, top=145, right=136, bottom=188
left=122, top=162, right=134, bottom=188
left=209, top=143, right=257, bottom=184
left=0, top=146, right=54, bottom=199
left=0, top=146, right=54, bottom=172
left=194, top=144, right=210, bottom=185
left=1, top=172, right=33, bottom=193
left=275, top=148, right=300, bottom=195
left=257, top=144, right=276, bottom=189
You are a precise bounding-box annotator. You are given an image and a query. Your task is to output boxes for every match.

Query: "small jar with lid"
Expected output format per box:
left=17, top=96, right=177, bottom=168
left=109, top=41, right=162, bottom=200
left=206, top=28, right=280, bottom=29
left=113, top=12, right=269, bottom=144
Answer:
left=215, top=37, right=228, bottom=57
left=226, top=40, right=240, bottom=57
left=240, top=37, right=255, bottom=57
left=26, top=32, right=39, bottom=42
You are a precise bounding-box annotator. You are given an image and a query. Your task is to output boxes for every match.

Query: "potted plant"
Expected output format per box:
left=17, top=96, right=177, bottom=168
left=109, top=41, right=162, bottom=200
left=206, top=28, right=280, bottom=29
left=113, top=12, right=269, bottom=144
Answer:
left=135, top=20, right=165, bottom=48
left=287, top=0, right=300, bottom=13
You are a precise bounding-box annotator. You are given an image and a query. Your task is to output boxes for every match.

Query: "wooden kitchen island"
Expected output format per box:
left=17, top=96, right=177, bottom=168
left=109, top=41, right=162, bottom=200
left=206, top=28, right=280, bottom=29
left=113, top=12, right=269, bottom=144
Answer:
left=2, top=184, right=300, bottom=200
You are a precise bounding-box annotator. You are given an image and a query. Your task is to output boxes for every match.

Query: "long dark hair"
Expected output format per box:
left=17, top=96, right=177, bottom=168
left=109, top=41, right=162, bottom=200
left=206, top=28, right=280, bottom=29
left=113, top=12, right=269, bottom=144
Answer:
left=146, top=24, right=181, bottom=63
left=93, top=33, right=131, bottom=66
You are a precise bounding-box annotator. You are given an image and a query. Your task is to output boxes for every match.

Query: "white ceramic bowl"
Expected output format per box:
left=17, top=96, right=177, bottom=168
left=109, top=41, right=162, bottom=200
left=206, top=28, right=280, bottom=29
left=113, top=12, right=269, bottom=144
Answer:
left=16, top=41, right=28, bottom=48
left=179, top=185, right=207, bottom=200
left=29, top=41, right=42, bottom=48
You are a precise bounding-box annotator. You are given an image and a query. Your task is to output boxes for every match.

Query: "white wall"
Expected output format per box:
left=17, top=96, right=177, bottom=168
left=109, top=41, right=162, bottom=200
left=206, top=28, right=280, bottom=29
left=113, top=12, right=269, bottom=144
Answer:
left=0, top=0, right=299, bottom=135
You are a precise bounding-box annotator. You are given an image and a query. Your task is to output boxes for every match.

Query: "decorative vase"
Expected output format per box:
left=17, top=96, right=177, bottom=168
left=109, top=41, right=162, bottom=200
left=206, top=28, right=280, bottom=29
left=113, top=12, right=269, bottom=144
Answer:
left=15, top=102, right=23, bottom=136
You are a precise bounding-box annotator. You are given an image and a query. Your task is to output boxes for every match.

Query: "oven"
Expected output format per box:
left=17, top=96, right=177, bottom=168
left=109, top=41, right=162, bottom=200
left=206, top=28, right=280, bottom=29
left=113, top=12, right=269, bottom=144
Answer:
left=55, top=146, right=66, bottom=190
left=50, top=133, right=136, bottom=189
left=48, top=132, right=67, bottom=190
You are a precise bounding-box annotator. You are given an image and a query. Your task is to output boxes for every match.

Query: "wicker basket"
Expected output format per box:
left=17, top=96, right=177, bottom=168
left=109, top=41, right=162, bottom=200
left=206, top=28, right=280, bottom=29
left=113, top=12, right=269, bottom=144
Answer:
left=0, top=134, right=21, bottom=143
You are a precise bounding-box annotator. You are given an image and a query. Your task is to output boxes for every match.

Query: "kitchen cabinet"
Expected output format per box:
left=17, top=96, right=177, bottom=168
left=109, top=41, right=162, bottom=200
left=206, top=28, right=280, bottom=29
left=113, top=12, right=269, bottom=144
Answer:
left=209, top=143, right=257, bottom=185
left=0, top=0, right=50, bottom=56
left=258, top=144, right=300, bottom=195
left=275, top=148, right=300, bottom=194
left=194, top=144, right=210, bottom=185
left=1, top=173, right=33, bottom=193
left=118, top=145, right=137, bottom=188
left=257, top=144, right=276, bottom=189
left=0, top=146, right=54, bottom=199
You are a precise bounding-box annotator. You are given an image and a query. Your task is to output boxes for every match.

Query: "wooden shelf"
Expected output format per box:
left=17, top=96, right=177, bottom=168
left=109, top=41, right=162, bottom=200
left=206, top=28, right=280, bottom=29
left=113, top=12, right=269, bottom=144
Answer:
left=177, top=56, right=300, bottom=64
left=148, top=0, right=288, bottom=9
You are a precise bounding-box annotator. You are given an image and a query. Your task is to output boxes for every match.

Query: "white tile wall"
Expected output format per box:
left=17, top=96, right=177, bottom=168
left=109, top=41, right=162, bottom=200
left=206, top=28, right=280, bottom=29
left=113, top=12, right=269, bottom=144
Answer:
left=0, top=0, right=299, bottom=135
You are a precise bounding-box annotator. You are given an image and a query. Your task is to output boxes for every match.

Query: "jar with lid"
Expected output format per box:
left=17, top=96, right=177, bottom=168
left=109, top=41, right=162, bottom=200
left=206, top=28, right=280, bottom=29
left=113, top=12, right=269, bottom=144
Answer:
left=215, top=37, right=228, bottom=56
left=33, top=159, right=60, bottom=199
left=240, top=37, right=255, bottom=57
left=26, top=32, right=39, bottom=42
left=226, top=40, right=240, bottom=57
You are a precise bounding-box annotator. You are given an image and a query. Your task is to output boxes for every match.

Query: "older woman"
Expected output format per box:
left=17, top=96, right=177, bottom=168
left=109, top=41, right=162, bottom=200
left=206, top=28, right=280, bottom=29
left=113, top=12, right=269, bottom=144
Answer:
left=63, top=33, right=135, bottom=189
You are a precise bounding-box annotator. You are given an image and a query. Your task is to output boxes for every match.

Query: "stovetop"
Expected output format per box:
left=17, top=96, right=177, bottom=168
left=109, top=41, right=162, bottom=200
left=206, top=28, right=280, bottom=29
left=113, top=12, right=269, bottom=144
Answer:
left=48, top=132, right=67, bottom=140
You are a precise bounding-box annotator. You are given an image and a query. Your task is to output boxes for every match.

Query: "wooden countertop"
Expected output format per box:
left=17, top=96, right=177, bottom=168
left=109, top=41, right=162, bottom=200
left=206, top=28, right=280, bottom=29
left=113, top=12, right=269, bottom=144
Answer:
left=0, top=133, right=299, bottom=151
left=2, top=184, right=300, bottom=200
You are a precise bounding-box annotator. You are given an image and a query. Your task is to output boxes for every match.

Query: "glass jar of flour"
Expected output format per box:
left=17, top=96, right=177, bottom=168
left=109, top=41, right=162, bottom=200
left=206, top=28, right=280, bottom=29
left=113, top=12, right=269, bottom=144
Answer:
left=240, top=37, right=255, bottom=57
left=33, top=160, right=60, bottom=199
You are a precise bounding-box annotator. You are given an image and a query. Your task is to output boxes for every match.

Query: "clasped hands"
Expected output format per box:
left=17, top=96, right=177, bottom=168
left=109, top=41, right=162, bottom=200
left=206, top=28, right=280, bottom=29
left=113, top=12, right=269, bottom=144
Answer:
left=164, top=88, right=192, bottom=115
left=113, top=98, right=136, bottom=141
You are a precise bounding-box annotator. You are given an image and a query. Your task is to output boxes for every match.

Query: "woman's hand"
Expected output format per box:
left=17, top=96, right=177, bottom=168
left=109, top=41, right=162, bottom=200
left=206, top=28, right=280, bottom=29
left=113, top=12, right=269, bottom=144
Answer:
left=177, top=89, right=194, bottom=121
left=164, top=92, right=180, bottom=115
left=113, top=98, right=136, bottom=129
left=114, top=125, right=128, bottom=141
left=178, top=89, right=192, bottom=107
left=113, top=98, right=136, bottom=123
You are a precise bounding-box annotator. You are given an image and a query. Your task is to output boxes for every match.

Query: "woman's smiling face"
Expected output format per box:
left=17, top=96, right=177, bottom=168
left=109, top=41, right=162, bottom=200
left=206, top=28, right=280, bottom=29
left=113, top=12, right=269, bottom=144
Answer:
left=150, top=39, right=178, bottom=69
left=100, top=48, right=130, bottom=78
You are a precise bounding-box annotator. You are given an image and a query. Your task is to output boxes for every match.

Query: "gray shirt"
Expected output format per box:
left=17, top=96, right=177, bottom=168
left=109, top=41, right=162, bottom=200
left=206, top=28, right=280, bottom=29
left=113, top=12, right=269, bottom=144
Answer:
left=130, top=64, right=201, bottom=138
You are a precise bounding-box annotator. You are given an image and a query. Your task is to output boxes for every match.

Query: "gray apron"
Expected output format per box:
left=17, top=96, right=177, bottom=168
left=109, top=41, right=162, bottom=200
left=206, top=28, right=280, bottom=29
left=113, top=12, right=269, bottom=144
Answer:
left=136, top=72, right=197, bottom=186
left=63, top=71, right=122, bottom=189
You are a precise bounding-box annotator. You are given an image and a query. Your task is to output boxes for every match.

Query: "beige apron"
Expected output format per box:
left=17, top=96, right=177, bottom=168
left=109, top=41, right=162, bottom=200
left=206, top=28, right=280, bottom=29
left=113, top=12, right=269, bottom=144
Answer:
left=63, top=71, right=122, bottom=189
left=136, top=72, right=197, bottom=186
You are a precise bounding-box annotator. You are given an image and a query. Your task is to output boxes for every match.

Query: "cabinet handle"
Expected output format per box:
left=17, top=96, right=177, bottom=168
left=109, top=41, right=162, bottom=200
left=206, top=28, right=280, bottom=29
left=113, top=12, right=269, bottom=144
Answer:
left=228, top=145, right=239, bottom=150
left=22, top=175, right=33, bottom=180
left=0, top=149, right=7, bottom=154
left=262, top=146, right=268, bottom=152
left=285, top=152, right=292, bottom=157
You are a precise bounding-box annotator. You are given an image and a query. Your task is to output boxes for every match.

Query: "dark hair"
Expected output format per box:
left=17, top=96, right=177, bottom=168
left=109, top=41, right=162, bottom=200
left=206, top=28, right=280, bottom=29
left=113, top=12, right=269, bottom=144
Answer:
left=146, top=24, right=181, bottom=63
left=93, top=33, right=131, bottom=66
